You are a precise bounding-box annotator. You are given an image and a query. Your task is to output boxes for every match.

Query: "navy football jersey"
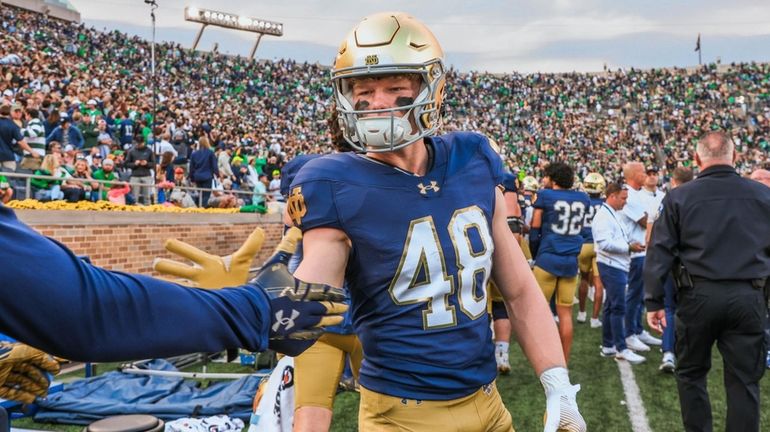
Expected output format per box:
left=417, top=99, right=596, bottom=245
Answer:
left=289, top=132, right=502, bottom=400
left=534, top=188, right=591, bottom=277
left=580, top=196, right=605, bottom=244
left=118, top=119, right=135, bottom=146
left=280, top=154, right=322, bottom=198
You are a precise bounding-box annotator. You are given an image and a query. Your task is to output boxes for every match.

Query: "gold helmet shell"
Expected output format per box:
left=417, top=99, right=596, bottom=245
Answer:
left=331, top=12, right=446, bottom=152
left=522, top=176, right=539, bottom=192
left=583, top=172, right=607, bottom=194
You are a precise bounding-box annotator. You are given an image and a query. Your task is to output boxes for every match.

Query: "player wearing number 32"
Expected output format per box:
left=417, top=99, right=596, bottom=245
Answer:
left=530, top=162, right=591, bottom=363
left=287, top=12, right=585, bottom=432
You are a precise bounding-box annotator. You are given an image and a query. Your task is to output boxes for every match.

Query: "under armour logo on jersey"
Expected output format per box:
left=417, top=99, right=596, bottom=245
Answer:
left=417, top=181, right=440, bottom=195
left=272, top=309, right=300, bottom=333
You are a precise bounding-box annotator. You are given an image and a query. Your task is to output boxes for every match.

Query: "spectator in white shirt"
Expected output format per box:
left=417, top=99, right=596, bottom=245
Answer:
left=594, top=183, right=647, bottom=364
left=621, top=162, right=662, bottom=352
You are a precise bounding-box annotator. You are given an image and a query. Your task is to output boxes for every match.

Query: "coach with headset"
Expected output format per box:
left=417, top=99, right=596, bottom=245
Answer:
left=644, top=131, right=770, bottom=432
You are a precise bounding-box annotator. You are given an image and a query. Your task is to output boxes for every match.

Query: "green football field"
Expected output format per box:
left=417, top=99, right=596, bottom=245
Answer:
left=329, top=316, right=770, bottom=432
left=12, top=310, right=770, bottom=432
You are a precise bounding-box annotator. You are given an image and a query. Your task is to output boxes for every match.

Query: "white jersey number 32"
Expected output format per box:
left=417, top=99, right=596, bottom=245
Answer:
left=388, top=206, right=493, bottom=330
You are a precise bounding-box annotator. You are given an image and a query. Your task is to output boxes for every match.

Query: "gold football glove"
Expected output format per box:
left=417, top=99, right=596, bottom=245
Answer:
left=153, top=227, right=302, bottom=289
left=0, top=342, right=61, bottom=404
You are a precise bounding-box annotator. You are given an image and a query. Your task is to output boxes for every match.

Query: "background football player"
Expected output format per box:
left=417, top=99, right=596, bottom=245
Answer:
left=519, top=175, right=539, bottom=261
left=529, top=162, right=591, bottom=363
left=287, top=12, right=585, bottom=431
left=576, top=172, right=606, bottom=328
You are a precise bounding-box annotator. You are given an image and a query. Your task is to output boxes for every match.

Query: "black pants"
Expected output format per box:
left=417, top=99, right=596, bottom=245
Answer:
left=675, top=281, right=767, bottom=432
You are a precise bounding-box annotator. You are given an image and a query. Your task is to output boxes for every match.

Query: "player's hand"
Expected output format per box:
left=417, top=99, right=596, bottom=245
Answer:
left=647, top=309, right=667, bottom=334
left=250, top=258, right=347, bottom=356
left=152, top=227, right=269, bottom=288
left=541, top=367, right=587, bottom=432
left=0, top=342, right=61, bottom=404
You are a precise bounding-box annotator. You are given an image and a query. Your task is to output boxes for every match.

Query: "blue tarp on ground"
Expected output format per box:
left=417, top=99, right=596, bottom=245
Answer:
left=33, top=359, right=260, bottom=425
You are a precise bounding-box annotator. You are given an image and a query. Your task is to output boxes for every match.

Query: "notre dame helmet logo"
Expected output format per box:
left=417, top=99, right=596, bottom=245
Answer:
left=365, top=54, right=379, bottom=66
left=287, top=186, right=307, bottom=226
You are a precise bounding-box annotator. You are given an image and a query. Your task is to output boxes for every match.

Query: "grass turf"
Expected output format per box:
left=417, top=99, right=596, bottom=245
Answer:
left=11, top=313, right=770, bottom=431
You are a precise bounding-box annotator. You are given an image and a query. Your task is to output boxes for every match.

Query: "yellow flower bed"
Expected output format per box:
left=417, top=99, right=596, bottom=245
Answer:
left=6, top=199, right=240, bottom=214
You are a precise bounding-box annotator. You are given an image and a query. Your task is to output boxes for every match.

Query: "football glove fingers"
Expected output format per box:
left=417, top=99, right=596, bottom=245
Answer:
left=0, top=380, right=45, bottom=404
left=5, top=369, right=49, bottom=397
left=544, top=387, right=586, bottom=432
left=153, top=227, right=266, bottom=289
left=267, top=281, right=347, bottom=303
left=541, top=367, right=586, bottom=432
left=0, top=343, right=60, bottom=404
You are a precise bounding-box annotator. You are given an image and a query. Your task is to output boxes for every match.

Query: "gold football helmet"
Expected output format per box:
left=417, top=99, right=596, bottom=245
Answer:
left=583, top=172, right=607, bottom=194
left=522, top=176, right=539, bottom=193
left=331, top=12, right=446, bottom=152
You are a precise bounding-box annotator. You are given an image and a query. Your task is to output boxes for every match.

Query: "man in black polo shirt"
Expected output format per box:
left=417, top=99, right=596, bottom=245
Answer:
left=0, top=105, right=39, bottom=174
left=645, top=131, right=770, bottom=432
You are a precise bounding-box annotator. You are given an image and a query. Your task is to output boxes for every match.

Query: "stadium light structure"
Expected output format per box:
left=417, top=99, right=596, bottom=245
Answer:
left=184, top=6, right=283, bottom=59
left=146, top=0, right=158, bottom=127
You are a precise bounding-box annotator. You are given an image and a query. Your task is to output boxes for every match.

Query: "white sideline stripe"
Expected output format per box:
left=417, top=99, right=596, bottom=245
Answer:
left=616, top=360, right=652, bottom=432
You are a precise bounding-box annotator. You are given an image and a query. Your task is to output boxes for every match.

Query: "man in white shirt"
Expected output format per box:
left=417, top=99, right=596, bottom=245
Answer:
left=593, top=182, right=647, bottom=364
left=621, top=162, right=662, bottom=352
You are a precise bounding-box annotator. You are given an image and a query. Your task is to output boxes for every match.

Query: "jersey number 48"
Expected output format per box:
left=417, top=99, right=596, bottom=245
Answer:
left=388, top=206, right=493, bottom=330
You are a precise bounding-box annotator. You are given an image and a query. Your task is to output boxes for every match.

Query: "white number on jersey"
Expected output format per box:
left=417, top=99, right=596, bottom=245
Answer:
left=389, top=206, right=493, bottom=330
left=551, top=200, right=586, bottom=235
left=583, top=203, right=599, bottom=229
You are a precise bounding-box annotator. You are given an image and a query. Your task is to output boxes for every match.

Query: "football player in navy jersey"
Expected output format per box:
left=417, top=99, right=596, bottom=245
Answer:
left=529, top=162, right=591, bottom=363
left=576, top=173, right=607, bottom=328
left=287, top=12, right=585, bottom=432
left=519, top=175, right=539, bottom=260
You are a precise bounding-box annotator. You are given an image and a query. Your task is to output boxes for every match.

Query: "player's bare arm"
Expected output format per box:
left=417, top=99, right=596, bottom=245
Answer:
left=293, top=227, right=351, bottom=288
left=490, top=188, right=566, bottom=374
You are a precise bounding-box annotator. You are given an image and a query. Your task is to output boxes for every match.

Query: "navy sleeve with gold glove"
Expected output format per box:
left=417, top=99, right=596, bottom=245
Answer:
left=154, top=226, right=346, bottom=357
left=0, top=342, right=60, bottom=404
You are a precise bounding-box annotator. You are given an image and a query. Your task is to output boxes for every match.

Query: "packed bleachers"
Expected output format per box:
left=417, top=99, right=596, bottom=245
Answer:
left=0, top=4, right=768, bottom=209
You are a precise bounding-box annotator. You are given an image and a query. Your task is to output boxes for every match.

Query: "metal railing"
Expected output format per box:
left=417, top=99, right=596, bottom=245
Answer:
left=0, top=171, right=275, bottom=208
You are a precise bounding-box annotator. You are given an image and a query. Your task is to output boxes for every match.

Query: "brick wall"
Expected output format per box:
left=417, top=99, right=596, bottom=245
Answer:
left=15, top=210, right=285, bottom=276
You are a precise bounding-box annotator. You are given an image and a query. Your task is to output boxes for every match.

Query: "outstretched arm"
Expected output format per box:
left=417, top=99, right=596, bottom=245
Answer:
left=0, top=205, right=271, bottom=362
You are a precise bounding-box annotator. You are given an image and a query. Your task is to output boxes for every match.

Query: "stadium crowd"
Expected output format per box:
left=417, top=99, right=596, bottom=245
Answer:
left=0, top=4, right=769, bottom=209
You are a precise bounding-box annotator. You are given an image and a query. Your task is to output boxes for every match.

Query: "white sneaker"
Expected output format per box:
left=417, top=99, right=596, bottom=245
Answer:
left=625, top=335, right=651, bottom=352
left=638, top=330, right=662, bottom=346
left=600, top=346, right=617, bottom=357
left=616, top=349, right=646, bottom=365
left=577, top=311, right=587, bottom=323
left=659, top=352, right=676, bottom=373
left=496, top=350, right=511, bottom=375
left=590, top=318, right=602, bottom=328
